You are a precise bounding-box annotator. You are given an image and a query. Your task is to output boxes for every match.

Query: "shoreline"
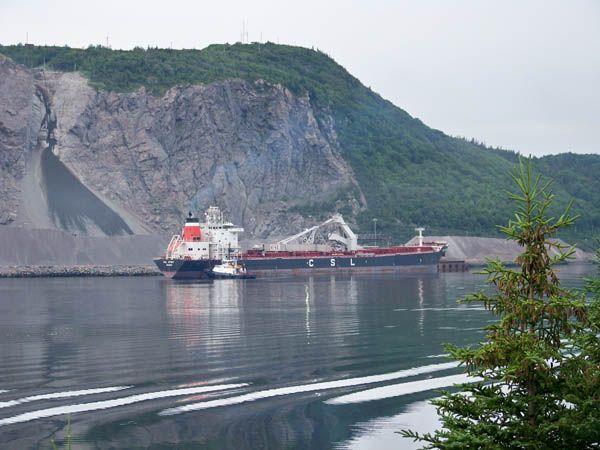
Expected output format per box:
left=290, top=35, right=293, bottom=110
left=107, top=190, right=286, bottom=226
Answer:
left=1, top=261, right=593, bottom=279
left=0, top=265, right=161, bottom=278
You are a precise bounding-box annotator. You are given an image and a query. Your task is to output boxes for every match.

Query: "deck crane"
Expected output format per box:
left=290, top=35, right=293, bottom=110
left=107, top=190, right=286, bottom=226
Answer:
left=269, top=214, right=360, bottom=251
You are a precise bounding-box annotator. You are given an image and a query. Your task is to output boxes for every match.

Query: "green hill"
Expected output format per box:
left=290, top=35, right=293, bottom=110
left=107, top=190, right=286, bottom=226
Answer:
left=1, top=43, right=598, bottom=248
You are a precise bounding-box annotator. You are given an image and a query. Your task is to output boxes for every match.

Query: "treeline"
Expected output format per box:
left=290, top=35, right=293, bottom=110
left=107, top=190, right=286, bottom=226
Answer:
left=1, top=43, right=598, bottom=247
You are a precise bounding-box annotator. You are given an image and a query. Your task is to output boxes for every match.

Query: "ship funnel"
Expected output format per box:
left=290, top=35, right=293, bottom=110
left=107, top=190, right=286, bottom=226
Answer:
left=182, top=213, right=201, bottom=241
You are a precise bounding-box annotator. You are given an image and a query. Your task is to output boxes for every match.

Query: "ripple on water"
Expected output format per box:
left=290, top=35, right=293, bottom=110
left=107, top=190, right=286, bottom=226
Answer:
left=326, top=374, right=481, bottom=405
left=0, top=383, right=247, bottom=426
left=0, top=386, right=131, bottom=409
left=160, top=362, right=459, bottom=415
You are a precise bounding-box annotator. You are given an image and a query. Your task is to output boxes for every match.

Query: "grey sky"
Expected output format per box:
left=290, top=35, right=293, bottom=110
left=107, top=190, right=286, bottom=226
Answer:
left=1, top=0, right=598, bottom=155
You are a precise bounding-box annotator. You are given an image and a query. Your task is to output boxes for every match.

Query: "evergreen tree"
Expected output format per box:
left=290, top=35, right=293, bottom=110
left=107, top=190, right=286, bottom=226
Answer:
left=401, top=159, right=600, bottom=449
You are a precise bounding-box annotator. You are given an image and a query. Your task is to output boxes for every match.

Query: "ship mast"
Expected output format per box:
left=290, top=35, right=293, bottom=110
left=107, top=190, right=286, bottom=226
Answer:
left=415, top=227, right=425, bottom=247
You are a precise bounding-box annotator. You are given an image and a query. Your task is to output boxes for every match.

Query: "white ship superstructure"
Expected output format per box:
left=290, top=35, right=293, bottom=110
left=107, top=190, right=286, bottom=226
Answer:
left=164, top=206, right=244, bottom=261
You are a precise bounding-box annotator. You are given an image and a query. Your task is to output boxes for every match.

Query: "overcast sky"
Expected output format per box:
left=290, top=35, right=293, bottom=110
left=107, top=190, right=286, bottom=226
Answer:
left=1, top=0, right=598, bottom=155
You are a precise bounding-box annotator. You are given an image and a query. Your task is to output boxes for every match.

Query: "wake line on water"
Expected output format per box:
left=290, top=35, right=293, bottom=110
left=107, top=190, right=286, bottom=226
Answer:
left=159, top=362, right=459, bottom=416
left=326, top=374, right=482, bottom=405
left=409, top=307, right=486, bottom=311
left=0, top=384, right=247, bottom=426
left=0, top=386, right=131, bottom=409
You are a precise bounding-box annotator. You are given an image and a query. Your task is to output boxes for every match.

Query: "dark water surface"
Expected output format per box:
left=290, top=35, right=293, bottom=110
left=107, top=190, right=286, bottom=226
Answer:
left=0, top=266, right=593, bottom=449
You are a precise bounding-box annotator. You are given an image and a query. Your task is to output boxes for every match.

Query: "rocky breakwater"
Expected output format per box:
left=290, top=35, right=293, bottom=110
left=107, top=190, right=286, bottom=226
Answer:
left=0, top=265, right=160, bottom=278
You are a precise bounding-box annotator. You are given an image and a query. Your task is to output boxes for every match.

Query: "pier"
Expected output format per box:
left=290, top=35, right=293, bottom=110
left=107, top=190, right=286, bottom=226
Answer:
left=438, top=259, right=468, bottom=272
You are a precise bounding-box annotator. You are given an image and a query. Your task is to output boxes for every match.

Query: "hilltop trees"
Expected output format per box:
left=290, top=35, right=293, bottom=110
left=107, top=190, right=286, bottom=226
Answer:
left=402, top=159, right=600, bottom=448
left=2, top=44, right=600, bottom=245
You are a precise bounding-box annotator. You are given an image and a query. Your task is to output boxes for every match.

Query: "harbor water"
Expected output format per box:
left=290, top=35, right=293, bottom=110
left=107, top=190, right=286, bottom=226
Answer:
left=0, top=265, right=593, bottom=449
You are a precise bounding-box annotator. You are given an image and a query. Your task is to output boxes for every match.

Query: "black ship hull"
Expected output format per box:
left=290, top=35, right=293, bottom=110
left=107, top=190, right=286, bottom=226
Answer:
left=239, top=250, right=443, bottom=276
left=155, top=250, right=443, bottom=279
left=153, top=258, right=217, bottom=280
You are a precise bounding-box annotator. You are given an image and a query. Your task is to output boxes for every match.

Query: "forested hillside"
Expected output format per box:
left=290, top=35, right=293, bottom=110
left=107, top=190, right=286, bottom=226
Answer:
left=1, top=43, right=598, bottom=247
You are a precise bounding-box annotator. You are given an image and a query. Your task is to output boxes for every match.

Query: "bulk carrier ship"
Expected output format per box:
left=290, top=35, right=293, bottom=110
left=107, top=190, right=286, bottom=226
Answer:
left=154, top=207, right=447, bottom=279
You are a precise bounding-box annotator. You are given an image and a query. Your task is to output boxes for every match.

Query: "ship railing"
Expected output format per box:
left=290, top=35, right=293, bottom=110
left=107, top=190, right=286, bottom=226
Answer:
left=242, top=245, right=440, bottom=258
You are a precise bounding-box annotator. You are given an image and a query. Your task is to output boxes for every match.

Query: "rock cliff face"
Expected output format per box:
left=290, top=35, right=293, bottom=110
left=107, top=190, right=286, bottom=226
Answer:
left=0, top=56, right=41, bottom=225
left=0, top=55, right=362, bottom=240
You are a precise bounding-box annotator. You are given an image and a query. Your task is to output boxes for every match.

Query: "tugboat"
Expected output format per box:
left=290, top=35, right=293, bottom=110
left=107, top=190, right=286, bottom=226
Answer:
left=210, top=258, right=256, bottom=280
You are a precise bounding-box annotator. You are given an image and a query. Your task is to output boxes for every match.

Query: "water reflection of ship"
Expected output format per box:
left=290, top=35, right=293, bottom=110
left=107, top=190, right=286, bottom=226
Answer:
left=164, top=280, right=242, bottom=351
left=418, top=278, right=425, bottom=335
left=303, top=275, right=359, bottom=344
left=163, top=275, right=361, bottom=361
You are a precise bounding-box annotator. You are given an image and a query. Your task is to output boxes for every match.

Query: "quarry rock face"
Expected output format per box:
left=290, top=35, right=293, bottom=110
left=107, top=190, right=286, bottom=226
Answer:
left=0, top=55, right=362, bottom=240
left=0, top=55, right=40, bottom=225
